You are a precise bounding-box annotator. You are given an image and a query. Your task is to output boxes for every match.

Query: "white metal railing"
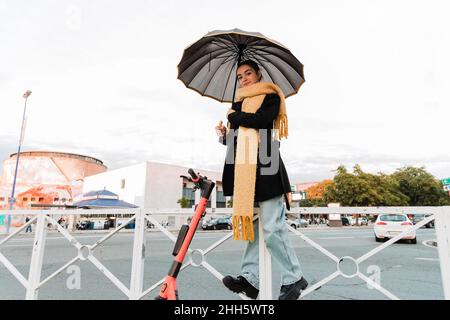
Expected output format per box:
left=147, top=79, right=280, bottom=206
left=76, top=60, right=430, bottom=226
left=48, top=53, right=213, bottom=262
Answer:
left=0, top=206, right=449, bottom=300
left=287, top=206, right=450, bottom=300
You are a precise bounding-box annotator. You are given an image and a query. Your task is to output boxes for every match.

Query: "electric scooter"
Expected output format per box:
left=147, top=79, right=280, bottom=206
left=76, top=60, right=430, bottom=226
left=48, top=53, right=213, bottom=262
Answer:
left=155, top=168, right=215, bottom=300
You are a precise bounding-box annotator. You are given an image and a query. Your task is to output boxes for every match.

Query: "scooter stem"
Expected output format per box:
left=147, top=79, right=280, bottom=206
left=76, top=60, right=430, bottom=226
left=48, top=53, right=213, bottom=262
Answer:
left=156, top=170, right=215, bottom=300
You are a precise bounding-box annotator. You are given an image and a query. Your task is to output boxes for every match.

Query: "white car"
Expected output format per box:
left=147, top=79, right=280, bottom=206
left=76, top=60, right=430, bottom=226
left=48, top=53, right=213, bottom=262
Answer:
left=351, top=217, right=369, bottom=226
left=374, top=214, right=416, bottom=244
left=286, top=218, right=308, bottom=229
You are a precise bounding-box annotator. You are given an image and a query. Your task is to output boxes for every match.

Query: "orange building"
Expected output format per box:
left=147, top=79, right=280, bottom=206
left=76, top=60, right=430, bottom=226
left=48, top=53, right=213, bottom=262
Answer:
left=295, top=182, right=320, bottom=193
left=0, top=151, right=107, bottom=227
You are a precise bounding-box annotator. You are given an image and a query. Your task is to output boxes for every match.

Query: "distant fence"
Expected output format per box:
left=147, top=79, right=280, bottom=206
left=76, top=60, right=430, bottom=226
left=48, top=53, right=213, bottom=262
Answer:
left=0, top=206, right=449, bottom=300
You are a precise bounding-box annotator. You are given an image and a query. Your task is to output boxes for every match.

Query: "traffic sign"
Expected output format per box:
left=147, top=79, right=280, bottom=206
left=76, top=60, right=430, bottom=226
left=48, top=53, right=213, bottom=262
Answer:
left=292, top=191, right=306, bottom=201
left=441, top=178, right=450, bottom=185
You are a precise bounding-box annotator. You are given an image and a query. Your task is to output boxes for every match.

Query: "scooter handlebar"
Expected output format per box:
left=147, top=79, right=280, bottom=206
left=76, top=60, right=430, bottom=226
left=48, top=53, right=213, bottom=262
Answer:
left=188, top=168, right=199, bottom=181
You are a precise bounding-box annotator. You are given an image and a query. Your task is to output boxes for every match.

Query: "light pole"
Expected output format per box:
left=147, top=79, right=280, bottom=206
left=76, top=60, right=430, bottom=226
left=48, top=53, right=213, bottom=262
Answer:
left=6, top=90, right=32, bottom=234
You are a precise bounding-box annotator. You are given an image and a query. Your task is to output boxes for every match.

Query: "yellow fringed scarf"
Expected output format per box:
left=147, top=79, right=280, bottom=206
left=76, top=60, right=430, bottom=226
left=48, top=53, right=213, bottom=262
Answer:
left=231, top=82, right=288, bottom=241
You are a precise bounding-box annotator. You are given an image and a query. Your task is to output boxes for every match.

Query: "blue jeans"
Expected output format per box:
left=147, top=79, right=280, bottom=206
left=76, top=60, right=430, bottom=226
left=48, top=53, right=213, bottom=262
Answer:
left=240, top=195, right=303, bottom=289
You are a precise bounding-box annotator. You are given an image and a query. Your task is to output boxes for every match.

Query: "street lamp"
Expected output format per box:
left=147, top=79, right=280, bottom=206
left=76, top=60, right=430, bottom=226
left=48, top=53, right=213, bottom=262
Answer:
left=6, top=90, right=32, bottom=234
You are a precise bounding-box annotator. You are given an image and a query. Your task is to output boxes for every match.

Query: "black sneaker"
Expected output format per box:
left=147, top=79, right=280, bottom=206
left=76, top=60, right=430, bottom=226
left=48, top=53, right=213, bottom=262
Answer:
left=222, top=275, right=259, bottom=299
left=278, top=277, right=308, bottom=300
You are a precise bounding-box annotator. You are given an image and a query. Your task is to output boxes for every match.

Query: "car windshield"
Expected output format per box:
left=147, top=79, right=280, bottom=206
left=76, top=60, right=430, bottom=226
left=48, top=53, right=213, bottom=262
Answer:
left=380, top=215, right=407, bottom=222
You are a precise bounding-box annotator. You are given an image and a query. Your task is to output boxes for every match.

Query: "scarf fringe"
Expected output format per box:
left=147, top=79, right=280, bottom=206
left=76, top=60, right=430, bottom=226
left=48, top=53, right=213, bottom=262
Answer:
left=232, top=215, right=254, bottom=241
left=275, top=114, right=288, bottom=140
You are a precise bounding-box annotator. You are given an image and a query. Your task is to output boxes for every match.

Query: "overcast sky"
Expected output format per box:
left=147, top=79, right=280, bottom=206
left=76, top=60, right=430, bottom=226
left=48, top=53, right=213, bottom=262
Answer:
left=1, top=0, right=449, bottom=183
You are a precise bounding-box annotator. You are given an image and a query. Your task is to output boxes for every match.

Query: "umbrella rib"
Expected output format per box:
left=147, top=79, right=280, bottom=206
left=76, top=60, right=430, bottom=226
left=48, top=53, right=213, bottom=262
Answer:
left=245, top=46, right=272, bottom=55
left=185, top=42, right=235, bottom=68
left=245, top=48, right=272, bottom=62
left=180, top=48, right=233, bottom=80
left=252, top=57, right=275, bottom=84
left=247, top=44, right=273, bottom=51
left=246, top=47, right=291, bottom=64
left=221, top=57, right=238, bottom=102
left=247, top=51, right=298, bottom=91
left=197, top=51, right=236, bottom=79
left=216, top=51, right=237, bottom=61
left=243, top=36, right=253, bottom=49
left=201, top=53, right=238, bottom=94
left=245, top=46, right=297, bottom=87
left=181, top=47, right=229, bottom=69
left=249, top=46, right=303, bottom=79
left=224, top=33, right=239, bottom=48
left=248, top=45, right=293, bottom=59
left=220, top=53, right=239, bottom=65
left=246, top=52, right=278, bottom=87
left=211, top=39, right=238, bottom=52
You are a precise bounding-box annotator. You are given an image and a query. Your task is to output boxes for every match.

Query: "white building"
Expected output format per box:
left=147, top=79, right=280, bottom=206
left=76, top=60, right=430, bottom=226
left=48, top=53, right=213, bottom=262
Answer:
left=82, top=161, right=226, bottom=210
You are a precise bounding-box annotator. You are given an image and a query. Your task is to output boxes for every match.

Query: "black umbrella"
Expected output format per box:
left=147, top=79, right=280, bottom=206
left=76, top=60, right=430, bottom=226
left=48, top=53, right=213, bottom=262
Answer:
left=177, top=28, right=305, bottom=103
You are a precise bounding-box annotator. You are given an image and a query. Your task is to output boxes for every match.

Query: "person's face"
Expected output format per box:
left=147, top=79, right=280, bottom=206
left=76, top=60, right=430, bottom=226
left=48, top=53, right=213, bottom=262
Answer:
left=236, top=64, right=260, bottom=87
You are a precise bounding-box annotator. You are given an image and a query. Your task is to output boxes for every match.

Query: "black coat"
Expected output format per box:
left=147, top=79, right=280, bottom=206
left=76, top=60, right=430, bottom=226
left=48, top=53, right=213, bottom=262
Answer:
left=220, top=93, right=292, bottom=206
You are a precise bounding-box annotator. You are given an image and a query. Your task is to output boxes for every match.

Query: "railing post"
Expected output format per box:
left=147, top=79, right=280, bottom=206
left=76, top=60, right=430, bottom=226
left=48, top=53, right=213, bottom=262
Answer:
left=26, top=213, right=47, bottom=300
left=435, top=206, right=450, bottom=300
left=130, top=209, right=146, bottom=300
left=258, top=212, right=272, bottom=300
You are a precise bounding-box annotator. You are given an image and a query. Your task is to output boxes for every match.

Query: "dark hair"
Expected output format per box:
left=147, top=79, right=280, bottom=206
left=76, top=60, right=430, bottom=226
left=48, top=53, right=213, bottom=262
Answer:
left=237, top=59, right=260, bottom=73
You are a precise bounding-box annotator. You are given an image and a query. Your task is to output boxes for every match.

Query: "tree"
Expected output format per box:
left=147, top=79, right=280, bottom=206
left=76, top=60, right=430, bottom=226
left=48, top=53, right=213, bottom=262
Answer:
left=177, top=197, right=191, bottom=208
left=305, top=180, right=333, bottom=200
left=323, top=165, right=376, bottom=206
left=324, top=165, right=409, bottom=206
left=391, top=166, right=450, bottom=206
left=299, top=198, right=326, bottom=207
left=374, top=173, right=410, bottom=206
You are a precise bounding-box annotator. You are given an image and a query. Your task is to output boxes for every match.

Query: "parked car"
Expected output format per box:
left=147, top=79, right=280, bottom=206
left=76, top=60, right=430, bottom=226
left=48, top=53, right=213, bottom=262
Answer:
left=352, top=217, right=369, bottom=226
left=341, top=217, right=351, bottom=226
left=95, top=220, right=110, bottom=230
left=360, top=217, right=369, bottom=226
left=76, top=219, right=109, bottom=230
left=299, top=218, right=308, bottom=228
left=373, top=214, right=417, bottom=244
left=286, top=218, right=308, bottom=229
left=117, top=219, right=135, bottom=229
left=412, top=214, right=434, bottom=228
left=76, top=220, right=89, bottom=230
left=202, top=217, right=232, bottom=230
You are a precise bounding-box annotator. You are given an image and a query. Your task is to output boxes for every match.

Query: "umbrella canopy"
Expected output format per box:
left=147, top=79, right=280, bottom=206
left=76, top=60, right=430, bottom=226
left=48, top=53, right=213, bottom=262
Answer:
left=74, top=189, right=138, bottom=209
left=177, top=28, right=305, bottom=103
